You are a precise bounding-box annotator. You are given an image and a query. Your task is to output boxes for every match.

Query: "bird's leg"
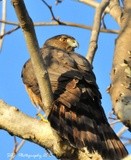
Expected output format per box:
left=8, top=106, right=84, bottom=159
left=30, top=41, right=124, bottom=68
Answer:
left=36, top=113, right=48, bottom=123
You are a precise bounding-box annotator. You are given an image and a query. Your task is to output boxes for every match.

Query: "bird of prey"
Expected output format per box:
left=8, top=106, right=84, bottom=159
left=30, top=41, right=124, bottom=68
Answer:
left=21, top=34, right=128, bottom=159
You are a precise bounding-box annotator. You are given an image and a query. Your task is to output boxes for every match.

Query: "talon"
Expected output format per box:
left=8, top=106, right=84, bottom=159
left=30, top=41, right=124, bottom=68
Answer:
left=36, top=113, right=48, bottom=123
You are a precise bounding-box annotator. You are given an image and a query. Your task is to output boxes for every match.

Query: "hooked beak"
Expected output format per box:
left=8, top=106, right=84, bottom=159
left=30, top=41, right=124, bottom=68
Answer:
left=67, top=38, right=79, bottom=49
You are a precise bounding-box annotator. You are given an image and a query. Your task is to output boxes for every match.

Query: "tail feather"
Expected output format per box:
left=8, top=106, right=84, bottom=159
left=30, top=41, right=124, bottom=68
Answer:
left=48, top=77, right=128, bottom=159
left=48, top=101, right=128, bottom=159
left=107, top=126, right=127, bottom=158
left=100, top=124, right=118, bottom=159
left=71, top=111, right=83, bottom=147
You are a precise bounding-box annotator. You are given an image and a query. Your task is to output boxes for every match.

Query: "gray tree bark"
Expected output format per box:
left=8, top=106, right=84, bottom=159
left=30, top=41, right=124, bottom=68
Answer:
left=109, top=1, right=131, bottom=130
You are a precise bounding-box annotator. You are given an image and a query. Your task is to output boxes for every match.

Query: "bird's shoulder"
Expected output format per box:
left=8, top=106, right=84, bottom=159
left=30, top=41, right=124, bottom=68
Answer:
left=41, top=46, right=92, bottom=72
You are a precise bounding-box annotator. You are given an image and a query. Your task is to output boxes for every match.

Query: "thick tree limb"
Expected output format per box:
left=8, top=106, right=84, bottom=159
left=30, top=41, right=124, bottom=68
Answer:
left=109, top=1, right=131, bottom=129
left=0, top=100, right=73, bottom=159
left=79, top=0, right=122, bottom=26
left=11, top=0, right=53, bottom=116
left=86, top=0, right=110, bottom=64
left=0, top=100, right=102, bottom=160
left=78, top=0, right=100, bottom=9
left=108, top=0, right=122, bottom=26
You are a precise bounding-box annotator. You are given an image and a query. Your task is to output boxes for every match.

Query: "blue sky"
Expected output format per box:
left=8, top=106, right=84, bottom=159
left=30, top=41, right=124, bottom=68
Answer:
left=0, top=0, right=130, bottom=159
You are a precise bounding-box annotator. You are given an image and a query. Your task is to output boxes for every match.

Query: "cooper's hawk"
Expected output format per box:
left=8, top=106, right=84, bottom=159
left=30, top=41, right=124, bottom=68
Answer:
left=21, top=34, right=128, bottom=159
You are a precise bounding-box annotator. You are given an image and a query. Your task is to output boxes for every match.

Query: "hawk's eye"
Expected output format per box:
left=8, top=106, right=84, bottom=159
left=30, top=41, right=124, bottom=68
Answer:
left=60, top=37, right=67, bottom=42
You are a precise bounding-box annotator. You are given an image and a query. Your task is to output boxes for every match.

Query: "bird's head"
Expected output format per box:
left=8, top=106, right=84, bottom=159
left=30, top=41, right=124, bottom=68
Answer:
left=44, top=34, right=79, bottom=52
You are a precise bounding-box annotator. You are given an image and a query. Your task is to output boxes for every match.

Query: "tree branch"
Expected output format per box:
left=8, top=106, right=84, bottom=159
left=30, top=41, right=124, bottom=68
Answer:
left=78, top=0, right=100, bottom=9
left=0, top=26, right=20, bottom=38
left=11, top=0, right=53, bottom=116
left=41, top=0, right=64, bottom=24
left=78, top=0, right=122, bottom=26
left=0, top=20, right=119, bottom=34
left=10, top=138, right=26, bottom=160
left=0, top=0, right=6, bottom=52
left=86, top=0, right=110, bottom=64
left=117, top=126, right=128, bottom=137
left=0, top=100, right=72, bottom=159
left=109, top=0, right=131, bottom=130
left=0, top=100, right=103, bottom=160
left=108, top=0, right=122, bottom=26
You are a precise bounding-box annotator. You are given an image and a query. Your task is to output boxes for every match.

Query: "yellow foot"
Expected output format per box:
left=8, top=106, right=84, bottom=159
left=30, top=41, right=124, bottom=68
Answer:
left=36, top=113, right=48, bottom=123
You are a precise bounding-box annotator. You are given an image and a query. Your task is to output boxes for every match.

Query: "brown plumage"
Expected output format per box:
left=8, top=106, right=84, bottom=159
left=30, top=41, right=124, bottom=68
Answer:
left=21, top=34, right=128, bottom=159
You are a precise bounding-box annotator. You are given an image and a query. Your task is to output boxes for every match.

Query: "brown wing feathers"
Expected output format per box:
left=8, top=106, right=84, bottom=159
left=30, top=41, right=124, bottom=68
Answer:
left=48, top=73, right=127, bottom=159
left=21, top=35, right=128, bottom=159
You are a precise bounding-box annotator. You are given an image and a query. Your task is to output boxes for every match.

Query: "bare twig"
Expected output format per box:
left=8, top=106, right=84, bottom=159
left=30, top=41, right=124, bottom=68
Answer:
left=110, top=119, right=121, bottom=126
left=10, top=136, right=18, bottom=160
left=0, top=20, right=18, bottom=26
left=13, top=136, right=18, bottom=154
left=0, top=0, right=6, bottom=52
left=12, top=0, right=53, bottom=116
left=0, top=20, right=119, bottom=34
left=86, top=0, right=110, bottom=64
left=117, top=126, right=128, bottom=137
left=0, top=26, right=20, bottom=39
left=123, top=141, right=131, bottom=146
left=41, top=0, right=65, bottom=24
left=10, top=139, right=26, bottom=160
left=34, top=21, right=119, bottom=34
left=109, top=111, right=128, bottom=139
left=121, top=137, right=131, bottom=146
